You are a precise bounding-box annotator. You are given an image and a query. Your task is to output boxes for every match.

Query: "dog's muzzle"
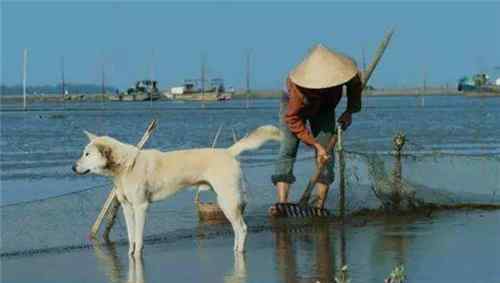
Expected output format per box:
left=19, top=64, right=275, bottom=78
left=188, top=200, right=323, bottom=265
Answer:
left=72, top=164, right=90, bottom=175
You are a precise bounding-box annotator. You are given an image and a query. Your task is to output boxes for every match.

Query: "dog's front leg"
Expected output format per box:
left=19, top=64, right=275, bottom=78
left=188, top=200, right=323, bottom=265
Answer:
left=121, top=201, right=136, bottom=256
left=133, top=202, right=149, bottom=259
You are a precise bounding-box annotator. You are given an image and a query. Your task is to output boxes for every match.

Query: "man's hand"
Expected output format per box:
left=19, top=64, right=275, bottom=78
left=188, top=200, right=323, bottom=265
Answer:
left=337, top=111, right=352, bottom=131
left=313, top=143, right=330, bottom=165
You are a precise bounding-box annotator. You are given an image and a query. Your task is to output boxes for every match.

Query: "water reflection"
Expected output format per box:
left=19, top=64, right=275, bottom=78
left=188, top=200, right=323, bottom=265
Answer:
left=92, top=240, right=145, bottom=283
left=92, top=240, right=123, bottom=283
left=91, top=217, right=421, bottom=283
left=224, top=252, right=247, bottom=283
left=271, top=221, right=341, bottom=283
left=126, top=256, right=145, bottom=283
left=372, top=217, right=414, bottom=267
left=93, top=239, right=246, bottom=283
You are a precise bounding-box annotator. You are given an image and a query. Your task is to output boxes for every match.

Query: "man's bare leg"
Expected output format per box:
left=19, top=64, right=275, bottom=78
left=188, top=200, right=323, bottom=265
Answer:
left=276, top=182, right=290, bottom=203
left=315, top=183, right=329, bottom=209
left=269, top=182, right=290, bottom=216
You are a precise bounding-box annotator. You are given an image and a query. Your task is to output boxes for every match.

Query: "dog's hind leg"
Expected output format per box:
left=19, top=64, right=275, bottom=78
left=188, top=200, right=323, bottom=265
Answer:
left=212, top=173, right=247, bottom=253
left=133, top=201, right=149, bottom=259
left=217, top=196, right=247, bottom=252
left=206, top=162, right=247, bottom=252
left=120, top=201, right=136, bottom=256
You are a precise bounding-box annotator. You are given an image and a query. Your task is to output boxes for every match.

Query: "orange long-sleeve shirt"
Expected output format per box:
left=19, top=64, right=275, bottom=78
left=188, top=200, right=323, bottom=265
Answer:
left=284, top=73, right=363, bottom=146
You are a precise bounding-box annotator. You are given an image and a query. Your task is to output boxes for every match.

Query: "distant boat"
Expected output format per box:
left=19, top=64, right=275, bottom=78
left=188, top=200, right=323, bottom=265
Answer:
left=217, top=93, right=232, bottom=101
left=171, top=78, right=233, bottom=102
left=109, top=80, right=161, bottom=101
left=458, top=74, right=500, bottom=96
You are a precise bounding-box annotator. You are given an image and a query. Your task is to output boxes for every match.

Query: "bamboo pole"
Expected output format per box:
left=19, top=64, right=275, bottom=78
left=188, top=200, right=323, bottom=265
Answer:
left=91, top=190, right=118, bottom=240
left=102, top=196, right=120, bottom=242
left=90, top=119, right=158, bottom=240
left=336, top=126, right=346, bottom=219
left=391, top=132, right=406, bottom=212
left=22, top=49, right=28, bottom=111
left=211, top=124, right=224, bottom=148
left=360, top=28, right=395, bottom=89
left=195, top=124, right=223, bottom=205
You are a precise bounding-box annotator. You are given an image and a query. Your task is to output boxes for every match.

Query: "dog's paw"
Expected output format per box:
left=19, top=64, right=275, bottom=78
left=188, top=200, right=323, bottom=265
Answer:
left=133, top=249, right=143, bottom=259
left=234, top=246, right=246, bottom=253
left=128, top=246, right=135, bottom=257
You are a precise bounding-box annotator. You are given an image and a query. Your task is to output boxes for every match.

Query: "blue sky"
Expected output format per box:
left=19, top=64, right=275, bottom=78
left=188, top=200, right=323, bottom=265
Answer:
left=2, top=1, right=499, bottom=90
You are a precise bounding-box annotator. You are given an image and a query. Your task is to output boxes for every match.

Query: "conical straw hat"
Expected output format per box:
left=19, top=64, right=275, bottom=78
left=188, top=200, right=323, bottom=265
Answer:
left=289, top=44, right=358, bottom=89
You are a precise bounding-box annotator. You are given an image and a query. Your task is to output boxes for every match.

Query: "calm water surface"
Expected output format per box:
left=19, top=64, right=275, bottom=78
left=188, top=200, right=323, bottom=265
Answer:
left=1, top=96, right=499, bottom=282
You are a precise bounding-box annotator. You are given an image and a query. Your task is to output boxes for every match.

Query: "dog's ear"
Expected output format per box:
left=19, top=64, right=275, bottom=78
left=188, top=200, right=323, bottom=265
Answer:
left=96, top=144, right=118, bottom=171
left=83, top=131, right=97, bottom=141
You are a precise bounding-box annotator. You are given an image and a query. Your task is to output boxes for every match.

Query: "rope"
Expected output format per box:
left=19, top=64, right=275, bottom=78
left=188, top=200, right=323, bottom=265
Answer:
left=0, top=182, right=110, bottom=208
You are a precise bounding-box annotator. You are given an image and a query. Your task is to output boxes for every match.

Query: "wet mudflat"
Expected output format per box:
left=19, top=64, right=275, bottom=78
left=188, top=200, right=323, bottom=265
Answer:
left=2, top=96, right=500, bottom=282
left=3, top=211, right=499, bottom=283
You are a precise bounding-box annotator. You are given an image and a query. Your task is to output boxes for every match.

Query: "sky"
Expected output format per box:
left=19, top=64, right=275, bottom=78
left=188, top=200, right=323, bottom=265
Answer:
left=2, top=1, right=499, bottom=90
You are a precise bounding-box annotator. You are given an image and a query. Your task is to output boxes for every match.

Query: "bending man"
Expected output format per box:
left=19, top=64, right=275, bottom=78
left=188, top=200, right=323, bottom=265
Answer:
left=270, top=44, right=362, bottom=213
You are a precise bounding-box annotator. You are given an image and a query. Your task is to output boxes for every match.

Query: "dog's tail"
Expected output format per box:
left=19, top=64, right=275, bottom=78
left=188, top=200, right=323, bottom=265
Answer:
left=227, top=125, right=282, bottom=157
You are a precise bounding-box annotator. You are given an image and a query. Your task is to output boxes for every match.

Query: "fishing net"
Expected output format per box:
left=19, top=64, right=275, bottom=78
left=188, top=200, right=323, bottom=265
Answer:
left=2, top=136, right=499, bottom=257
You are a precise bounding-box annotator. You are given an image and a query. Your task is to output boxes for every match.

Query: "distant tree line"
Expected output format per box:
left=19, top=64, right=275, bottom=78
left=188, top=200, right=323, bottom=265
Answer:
left=1, top=83, right=118, bottom=96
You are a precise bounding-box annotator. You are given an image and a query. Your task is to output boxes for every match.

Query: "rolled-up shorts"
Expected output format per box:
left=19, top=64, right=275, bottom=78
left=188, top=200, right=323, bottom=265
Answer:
left=271, top=99, right=336, bottom=186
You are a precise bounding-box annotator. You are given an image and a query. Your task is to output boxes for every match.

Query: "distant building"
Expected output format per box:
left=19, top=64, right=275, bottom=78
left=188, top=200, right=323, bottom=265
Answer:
left=496, top=78, right=500, bottom=86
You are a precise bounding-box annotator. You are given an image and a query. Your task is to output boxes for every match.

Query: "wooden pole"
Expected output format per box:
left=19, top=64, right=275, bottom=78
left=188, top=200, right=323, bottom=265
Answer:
left=61, top=56, right=65, bottom=102
left=90, top=119, right=158, bottom=240
left=231, top=128, right=238, bottom=143
left=102, top=197, right=120, bottom=242
left=336, top=126, right=346, bottom=219
left=298, top=134, right=339, bottom=206
left=101, top=61, right=106, bottom=106
left=150, top=48, right=155, bottom=108
left=361, top=28, right=395, bottom=89
left=22, top=49, right=28, bottom=111
left=91, top=189, right=118, bottom=239
left=211, top=124, right=224, bottom=148
left=391, top=132, right=406, bottom=212
left=194, top=124, right=226, bottom=220
left=201, top=53, right=206, bottom=108
left=245, top=49, right=251, bottom=109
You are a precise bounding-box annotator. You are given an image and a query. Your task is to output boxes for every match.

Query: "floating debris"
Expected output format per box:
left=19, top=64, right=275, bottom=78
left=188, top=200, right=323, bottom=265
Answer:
left=334, top=265, right=350, bottom=283
left=384, top=265, right=406, bottom=283
left=48, top=113, right=65, bottom=119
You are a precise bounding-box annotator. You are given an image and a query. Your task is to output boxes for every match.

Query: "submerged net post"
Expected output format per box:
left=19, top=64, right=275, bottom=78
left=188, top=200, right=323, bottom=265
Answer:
left=390, top=132, right=406, bottom=212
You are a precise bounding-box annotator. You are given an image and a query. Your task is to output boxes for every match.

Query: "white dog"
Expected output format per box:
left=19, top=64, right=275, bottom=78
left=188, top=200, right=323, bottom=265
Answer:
left=73, top=125, right=281, bottom=258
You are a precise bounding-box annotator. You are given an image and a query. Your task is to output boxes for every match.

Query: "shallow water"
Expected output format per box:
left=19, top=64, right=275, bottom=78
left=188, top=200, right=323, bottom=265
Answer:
left=1, top=96, right=500, bottom=282
left=3, top=211, right=499, bottom=283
